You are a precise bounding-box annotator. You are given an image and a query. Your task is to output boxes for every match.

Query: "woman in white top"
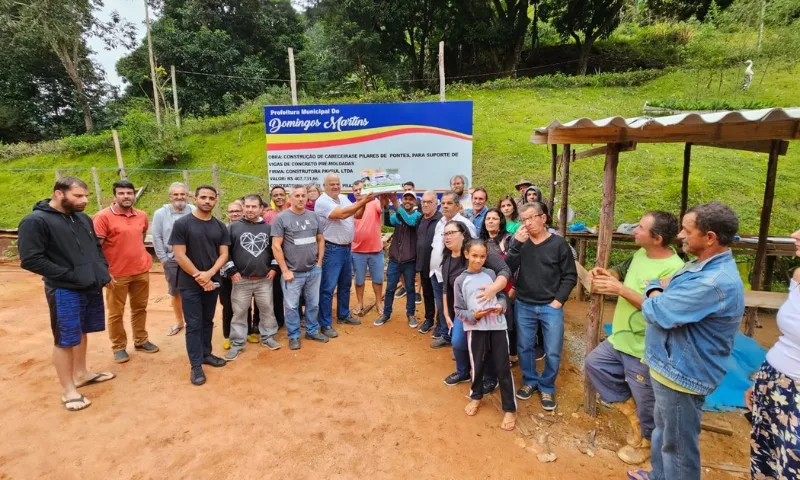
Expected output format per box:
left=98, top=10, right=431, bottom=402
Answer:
left=746, top=228, right=800, bottom=478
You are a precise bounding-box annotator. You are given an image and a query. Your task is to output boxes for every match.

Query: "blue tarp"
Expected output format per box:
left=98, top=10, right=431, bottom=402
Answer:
left=602, top=325, right=765, bottom=412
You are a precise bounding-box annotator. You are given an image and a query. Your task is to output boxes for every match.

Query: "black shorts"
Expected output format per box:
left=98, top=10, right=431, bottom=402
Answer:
left=45, top=286, right=105, bottom=348
left=163, top=259, right=180, bottom=296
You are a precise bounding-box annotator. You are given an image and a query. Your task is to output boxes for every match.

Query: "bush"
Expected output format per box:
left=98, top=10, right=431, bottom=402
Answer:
left=450, top=69, right=665, bottom=92
left=646, top=98, right=776, bottom=111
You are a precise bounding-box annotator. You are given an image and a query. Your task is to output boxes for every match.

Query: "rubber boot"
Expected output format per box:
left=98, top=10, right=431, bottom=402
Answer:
left=613, top=397, right=642, bottom=447
left=617, top=438, right=651, bottom=465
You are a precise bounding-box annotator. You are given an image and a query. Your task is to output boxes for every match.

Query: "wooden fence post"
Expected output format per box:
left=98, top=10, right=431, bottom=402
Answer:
left=182, top=170, right=191, bottom=194
left=55, top=169, right=62, bottom=181
left=91, top=167, right=102, bottom=210
left=439, top=41, right=446, bottom=102
left=112, top=129, right=127, bottom=180
left=171, top=65, right=181, bottom=129
left=212, top=163, right=221, bottom=218
left=288, top=48, right=298, bottom=106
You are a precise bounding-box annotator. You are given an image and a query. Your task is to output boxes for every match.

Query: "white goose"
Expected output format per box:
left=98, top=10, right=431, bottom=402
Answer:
left=742, top=60, right=754, bottom=90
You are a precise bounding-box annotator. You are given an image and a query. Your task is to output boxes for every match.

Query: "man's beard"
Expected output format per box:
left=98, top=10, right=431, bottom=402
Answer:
left=61, top=197, right=85, bottom=213
left=172, top=200, right=186, bottom=210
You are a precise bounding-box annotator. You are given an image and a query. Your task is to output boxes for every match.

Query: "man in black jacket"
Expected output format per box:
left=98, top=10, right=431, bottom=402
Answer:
left=373, top=191, right=421, bottom=327
left=415, top=191, right=443, bottom=335
left=18, top=176, right=114, bottom=412
left=223, top=194, right=280, bottom=361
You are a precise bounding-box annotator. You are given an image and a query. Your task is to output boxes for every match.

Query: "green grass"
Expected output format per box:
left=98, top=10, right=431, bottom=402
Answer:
left=1, top=66, right=799, bottom=237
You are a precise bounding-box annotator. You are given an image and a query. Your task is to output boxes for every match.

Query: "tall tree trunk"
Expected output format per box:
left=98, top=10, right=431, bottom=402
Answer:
left=578, top=37, right=595, bottom=76
left=51, top=40, right=94, bottom=132
left=531, top=3, right=539, bottom=48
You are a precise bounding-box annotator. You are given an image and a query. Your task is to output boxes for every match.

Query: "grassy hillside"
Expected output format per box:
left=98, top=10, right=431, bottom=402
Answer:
left=1, top=66, right=799, bottom=235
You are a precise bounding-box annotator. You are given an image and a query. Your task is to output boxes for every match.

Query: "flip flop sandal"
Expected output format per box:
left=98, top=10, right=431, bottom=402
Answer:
left=76, top=372, right=116, bottom=388
left=167, top=325, right=183, bottom=336
left=62, top=395, right=91, bottom=412
left=626, top=470, right=651, bottom=480
left=352, top=306, right=364, bottom=316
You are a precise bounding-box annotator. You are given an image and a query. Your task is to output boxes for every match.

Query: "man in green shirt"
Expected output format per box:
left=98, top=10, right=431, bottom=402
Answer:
left=585, top=211, right=683, bottom=465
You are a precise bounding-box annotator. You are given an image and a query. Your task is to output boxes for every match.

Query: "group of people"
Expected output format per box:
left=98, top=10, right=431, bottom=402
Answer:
left=15, top=172, right=800, bottom=480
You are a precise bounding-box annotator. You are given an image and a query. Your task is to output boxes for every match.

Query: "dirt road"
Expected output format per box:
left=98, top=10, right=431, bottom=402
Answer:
left=0, top=264, right=752, bottom=479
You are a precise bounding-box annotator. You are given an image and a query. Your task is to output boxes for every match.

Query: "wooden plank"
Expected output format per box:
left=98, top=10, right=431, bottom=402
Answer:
left=548, top=145, right=558, bottom=214
left=696, top=139, right=789, bottom=155
left=680, top=143, right=691, bottom=221
left=577, top=240, right=587, bottom=301
left=701, top=418, right=734, bottom=436
left=747, top=139, right=781, bottom=336
left=575, top=261, right=592, bottom=293
left=573, top=142, right=635, bottom=160
left=112, top=129, right=127, bottom=180
left=531, top=121, right=800, bottom=145
left=91, top=167, right=102, bottom=210
left=558, top=145, right=570, bottom=236
left=585, top=143, right=620, bottom=416
left=438, top=41, right=445, bottom=102
left=745, top=290, right=788, bottom=309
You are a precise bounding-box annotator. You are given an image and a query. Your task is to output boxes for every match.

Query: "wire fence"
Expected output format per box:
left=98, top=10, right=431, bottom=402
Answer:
left=0, top=166, right=272, bottom=228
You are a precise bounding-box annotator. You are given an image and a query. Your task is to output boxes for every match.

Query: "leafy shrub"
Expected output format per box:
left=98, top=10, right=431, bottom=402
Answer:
left=646, top=98, right=776, bottom=111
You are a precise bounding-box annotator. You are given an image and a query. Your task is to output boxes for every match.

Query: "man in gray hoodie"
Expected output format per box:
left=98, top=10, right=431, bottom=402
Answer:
left=152, top=182, right=195, bottom=336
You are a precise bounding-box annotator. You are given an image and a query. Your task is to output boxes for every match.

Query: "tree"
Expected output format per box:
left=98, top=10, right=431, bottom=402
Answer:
left=546, top=0, right=626, bottom=75
left=118, top=0, right=304, bottom=116
left=644, top=0, right=735, bottom=21
left=0, top=0, right=134, bottom=133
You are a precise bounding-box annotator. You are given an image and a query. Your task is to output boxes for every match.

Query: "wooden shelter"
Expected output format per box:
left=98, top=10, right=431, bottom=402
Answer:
left=531, top=107, right=800, bottom=416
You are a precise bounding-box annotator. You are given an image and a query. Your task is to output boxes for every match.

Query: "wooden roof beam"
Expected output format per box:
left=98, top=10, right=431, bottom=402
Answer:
left=695, top=140, right=789, bottom=155
left=574, top=142, right=636, bottom=160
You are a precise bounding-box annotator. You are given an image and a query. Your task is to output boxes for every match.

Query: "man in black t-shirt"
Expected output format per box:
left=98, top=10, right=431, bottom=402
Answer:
left=169, top=185, right=231, bottom=385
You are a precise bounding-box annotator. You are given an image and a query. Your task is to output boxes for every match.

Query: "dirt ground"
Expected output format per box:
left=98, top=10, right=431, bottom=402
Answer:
left=0, top=261, right=767, bottom=479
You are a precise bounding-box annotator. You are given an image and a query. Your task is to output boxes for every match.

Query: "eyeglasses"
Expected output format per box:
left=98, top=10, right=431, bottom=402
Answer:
left=443, top=231, right=461, bottom=237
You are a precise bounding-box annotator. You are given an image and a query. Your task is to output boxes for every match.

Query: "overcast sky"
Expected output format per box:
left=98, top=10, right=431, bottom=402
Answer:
left=87, top=0, right=149, bottom=88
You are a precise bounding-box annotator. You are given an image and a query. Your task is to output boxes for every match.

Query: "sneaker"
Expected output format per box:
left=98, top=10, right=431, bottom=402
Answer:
left=134, top=341, right=159, bottom=353
left=224, top=349, right=241, bottom=361
left=247, top=334, right=259, bottom=343
left=431, top=337, right=450, bottom=349
left=541, top=392, right=557, bottom=411
left=113, top=350, right=130, bottom=363
left=415, top=293, right=422, bottom=304
left=443, top=372, right=470, bottom=386
left=261, top=337, right=280, bottom=350
left=407, top=316, right=419, bottom=328
left=483, top=380, right=498, bottom=394
left=190, top=366, right=206, bottom=386
left=373, top=315, right=390, bottom=326
left=203, top=354, right=227, bottom=368
left=394, top=286, right=406, bottom=298
left=516, top=384, right=537, bottom=400
left=321, top=326, right=338, bottom=338
left=418, top=319, right=434, bottom=334
left=289, top=338, right=301, bottom=350
left=337, top=315, right=361, bottom=325
left=305, top=331, right=330, bottom=343
left=222, top=338, right=232, bottom=350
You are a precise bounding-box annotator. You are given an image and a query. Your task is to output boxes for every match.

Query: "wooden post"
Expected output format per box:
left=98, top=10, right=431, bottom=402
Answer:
left=549, top=145, right=558, bottom=213
left=144, top=0, right=161, bottom=126
left=288, top=48, right=298, bottom=106
left=182, top=170, right=191, bottom=194
left=578, top=239, right=588, bottom=301
left=680, top=143, right=692, bottom=221
left=212, top=163, right=221, bottom=218
left=55, top=169, right=62, bottom=181
left=112, top=129, right=127, bottom=180
left=585, top=143, right=620, bottom=416
left=91, top=167, right=102, bottom=210
left=745, top=139, right=781, bottom=336
left=558, top=144, right=571, bottom=236
left=763, top=256, right=776, bottom=292
left=439, top=41, right=445, bottom=102
left=171, top=65, right=180, bottom=129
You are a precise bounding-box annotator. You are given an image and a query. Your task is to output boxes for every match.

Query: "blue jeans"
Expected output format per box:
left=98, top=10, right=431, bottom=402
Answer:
left=432, top=277, right=449, bottom=341
left=282, top=267, right=322, bottom=340
left=452, top=317, right=470, bottom=376
left=180, top=288, right=219, bottom=367
left=352, top=251, right=384, bottom=286
left=515, top=300, right=564, bottom=394
left=318, top=244, right=352, bottom=328
left=649, top=379, right=705, bottom=480
left=383, top=261, right=416, bottom=317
